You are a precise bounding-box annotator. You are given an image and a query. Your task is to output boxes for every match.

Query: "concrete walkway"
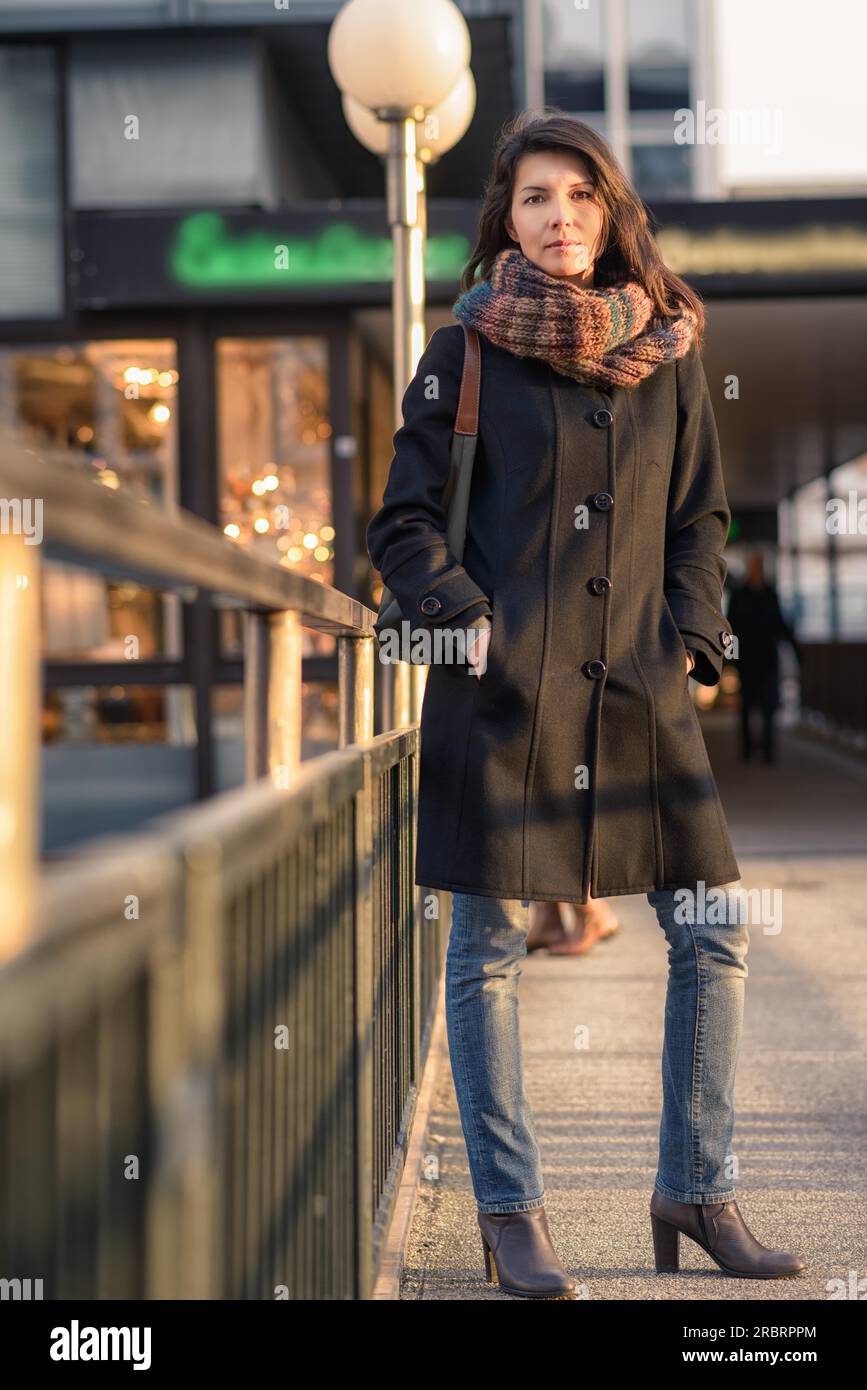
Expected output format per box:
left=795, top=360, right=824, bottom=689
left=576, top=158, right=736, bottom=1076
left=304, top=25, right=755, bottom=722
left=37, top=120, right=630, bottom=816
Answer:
left=399, top=714, right=867, bottom=1299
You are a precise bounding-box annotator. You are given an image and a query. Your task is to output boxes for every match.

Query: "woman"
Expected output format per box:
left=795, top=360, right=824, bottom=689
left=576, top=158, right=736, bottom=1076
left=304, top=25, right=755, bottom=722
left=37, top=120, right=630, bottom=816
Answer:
left=367, top=112, right=806, bottom=1297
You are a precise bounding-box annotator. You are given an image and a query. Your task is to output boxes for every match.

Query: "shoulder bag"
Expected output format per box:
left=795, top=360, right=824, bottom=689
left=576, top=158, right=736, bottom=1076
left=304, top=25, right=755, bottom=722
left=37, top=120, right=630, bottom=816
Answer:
left=373, top=323, right=482, bottom=660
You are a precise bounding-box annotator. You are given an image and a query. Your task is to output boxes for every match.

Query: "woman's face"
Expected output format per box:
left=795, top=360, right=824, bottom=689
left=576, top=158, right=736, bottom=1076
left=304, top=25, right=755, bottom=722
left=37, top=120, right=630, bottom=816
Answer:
left=504, top=149, right=605, bottom=286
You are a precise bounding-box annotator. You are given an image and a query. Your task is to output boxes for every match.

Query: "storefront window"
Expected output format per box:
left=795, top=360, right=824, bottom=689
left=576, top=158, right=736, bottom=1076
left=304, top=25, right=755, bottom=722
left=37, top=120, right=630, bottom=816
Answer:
left=216, top=336, right=334, bottom=659
left=0, top=338, right=178, bottom=499
left=43, top=683, right=194, bottom=746
left=0, top=338, right=181, bottom=660
left=41, top=571, right=181, bottom=661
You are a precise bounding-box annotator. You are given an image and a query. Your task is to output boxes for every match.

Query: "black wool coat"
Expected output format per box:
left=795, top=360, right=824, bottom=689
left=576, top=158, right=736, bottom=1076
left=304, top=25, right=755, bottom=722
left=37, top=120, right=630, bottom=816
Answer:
left=367, top=324, right=741, bottom=904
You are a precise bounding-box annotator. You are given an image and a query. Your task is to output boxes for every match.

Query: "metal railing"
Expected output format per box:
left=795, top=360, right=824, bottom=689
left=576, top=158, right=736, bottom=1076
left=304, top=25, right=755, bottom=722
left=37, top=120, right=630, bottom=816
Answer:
left=0, top=445, right=446, bottom=1299
left=799, top=641, right=867, bottom=739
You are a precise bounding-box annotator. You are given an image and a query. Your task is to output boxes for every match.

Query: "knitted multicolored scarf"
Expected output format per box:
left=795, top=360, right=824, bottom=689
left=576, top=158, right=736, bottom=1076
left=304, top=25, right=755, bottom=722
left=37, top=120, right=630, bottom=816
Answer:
left=452, top=247, right=697, bottom=390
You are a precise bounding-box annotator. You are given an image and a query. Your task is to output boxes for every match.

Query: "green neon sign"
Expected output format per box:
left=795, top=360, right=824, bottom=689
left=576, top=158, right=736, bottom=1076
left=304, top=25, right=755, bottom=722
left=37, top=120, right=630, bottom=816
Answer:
left=169, top=212, right=471, bottom=288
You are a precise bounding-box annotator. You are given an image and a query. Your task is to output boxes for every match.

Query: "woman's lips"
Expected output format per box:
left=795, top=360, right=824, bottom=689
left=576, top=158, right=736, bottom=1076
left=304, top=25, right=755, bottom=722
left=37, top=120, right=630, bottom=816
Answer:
left=547, top=242, right=591, bottom=265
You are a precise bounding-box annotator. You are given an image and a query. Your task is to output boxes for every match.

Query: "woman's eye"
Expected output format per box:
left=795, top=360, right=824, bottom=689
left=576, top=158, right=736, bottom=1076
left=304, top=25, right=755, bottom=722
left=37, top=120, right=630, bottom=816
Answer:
left=524, top=191, right=592, bottom=204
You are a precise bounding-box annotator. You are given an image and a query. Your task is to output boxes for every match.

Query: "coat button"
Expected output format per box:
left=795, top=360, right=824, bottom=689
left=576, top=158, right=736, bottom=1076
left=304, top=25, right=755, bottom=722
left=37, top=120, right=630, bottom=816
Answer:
left=419, top=595, right=442, bottom=616
left=589, top=575, right=612, bottom=596
left=720, top=629, right=733, bottom=648
left=592, top=408, right=613, bottom=428
left=583, top=659, right=607, bottom=679
left=592, top=491, right=614, bottom=510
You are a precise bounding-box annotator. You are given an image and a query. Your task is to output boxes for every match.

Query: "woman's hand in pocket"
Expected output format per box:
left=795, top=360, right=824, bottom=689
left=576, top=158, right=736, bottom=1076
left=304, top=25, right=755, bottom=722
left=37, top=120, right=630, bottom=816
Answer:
left=465, top=614, right=492, bottom=678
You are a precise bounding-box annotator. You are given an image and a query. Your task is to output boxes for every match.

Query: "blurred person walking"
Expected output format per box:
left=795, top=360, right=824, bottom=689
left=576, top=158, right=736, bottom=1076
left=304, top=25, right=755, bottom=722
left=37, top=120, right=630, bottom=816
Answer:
left=728, top=551, right=801, bottom=763
left=525, top=894, right=620, bottom=955
left=368, top=112, right=807, bottom=1297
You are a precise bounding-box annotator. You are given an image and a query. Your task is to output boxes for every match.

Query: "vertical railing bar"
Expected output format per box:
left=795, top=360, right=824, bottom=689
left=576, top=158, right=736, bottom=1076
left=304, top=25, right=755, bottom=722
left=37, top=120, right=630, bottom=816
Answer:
left=187, top=838, right=225, bottom=1300
left=308, top=827, right=317, bottom=1301
left=338, top=635, right=375, bottom=749
left=400, top=761, right=408, bottom=1117
left=286, top=839, right=297, bottom=1301
left=339, top=799, right=349, bottom=1297
left=386, top=766, right=392, bottom=1204
left=271, top=847, right=285, bottom=1298
left=243, top=611, right=270, bottom=783
left=327, top=810, right=337, bottom=1296
left=325, top=810, right=335, bottom=1297
left=261, top=859, right=276, bottom=1297
left=0, top=528, right=39, bottom=964
left=225, top=894, right=240, bottom=1297
left=96, top=991, right=113, bottom=1299
left=290, top=836, right=301, bottom=1302
left=247, top=876, right=264, bottom=1299
left=301, top=830, right=313, bottom=1299
left=239, top=887, right=252, bottom=1298
left=407, top=755, right=420, bottom=1092
left=268, top=610, right=303, bottom=786
left=313, top=820, right=323, bottom=1300
left=273, top=841, right=288, bottom=1297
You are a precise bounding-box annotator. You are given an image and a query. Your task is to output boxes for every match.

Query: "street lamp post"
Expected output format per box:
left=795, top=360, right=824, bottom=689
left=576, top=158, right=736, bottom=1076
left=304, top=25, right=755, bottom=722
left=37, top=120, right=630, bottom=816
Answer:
left=329, top=0, right=475, bottom=726
left=341, top=65, right=478, bottom=427
left=383, top=109, right=425, bottom=422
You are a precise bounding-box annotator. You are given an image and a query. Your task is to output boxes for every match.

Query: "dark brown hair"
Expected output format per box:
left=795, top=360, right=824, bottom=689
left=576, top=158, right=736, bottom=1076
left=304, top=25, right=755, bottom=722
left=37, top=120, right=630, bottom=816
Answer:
left=460, top=109, right=705, bottom=348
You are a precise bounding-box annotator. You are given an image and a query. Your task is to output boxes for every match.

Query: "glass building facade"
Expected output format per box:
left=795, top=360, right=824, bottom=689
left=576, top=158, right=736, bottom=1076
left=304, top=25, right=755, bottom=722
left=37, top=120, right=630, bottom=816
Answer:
left=541, top=0, right=697, bottom=198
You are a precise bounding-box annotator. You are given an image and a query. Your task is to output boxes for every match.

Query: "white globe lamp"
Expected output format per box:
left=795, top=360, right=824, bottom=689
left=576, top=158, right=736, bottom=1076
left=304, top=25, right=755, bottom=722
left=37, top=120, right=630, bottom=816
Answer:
left=328, top=0, right=470, bottom=114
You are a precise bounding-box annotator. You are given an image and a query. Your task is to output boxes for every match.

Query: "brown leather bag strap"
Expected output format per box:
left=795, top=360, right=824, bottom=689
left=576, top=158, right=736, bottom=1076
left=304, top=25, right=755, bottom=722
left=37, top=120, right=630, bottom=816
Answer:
left=454, top=324, right=481, bottom=435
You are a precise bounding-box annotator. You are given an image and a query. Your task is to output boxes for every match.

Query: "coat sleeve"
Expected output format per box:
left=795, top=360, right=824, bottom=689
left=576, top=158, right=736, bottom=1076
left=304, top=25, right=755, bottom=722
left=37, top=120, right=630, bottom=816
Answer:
left=366, top=326, right=492, bottom=631
left=663, top=342, right=734, bottom=686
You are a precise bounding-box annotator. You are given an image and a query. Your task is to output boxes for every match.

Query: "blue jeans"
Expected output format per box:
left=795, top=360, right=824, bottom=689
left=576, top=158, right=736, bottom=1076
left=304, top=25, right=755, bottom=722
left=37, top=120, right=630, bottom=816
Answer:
left=445, top=888, right=749, bottom=1213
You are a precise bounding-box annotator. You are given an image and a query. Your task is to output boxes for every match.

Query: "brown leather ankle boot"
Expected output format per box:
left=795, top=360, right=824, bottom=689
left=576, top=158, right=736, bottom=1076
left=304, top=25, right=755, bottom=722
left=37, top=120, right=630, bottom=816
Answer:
left=478, top=1207, right=577, bottom=1297
left=650, top=1189, right=807, bottom=1278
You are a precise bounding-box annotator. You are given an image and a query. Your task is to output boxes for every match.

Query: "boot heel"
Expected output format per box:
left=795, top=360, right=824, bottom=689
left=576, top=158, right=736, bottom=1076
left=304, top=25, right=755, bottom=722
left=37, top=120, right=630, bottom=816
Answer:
left=481, top=1234, right=498, bottom=1283
left=651, top=1212, right=680, bottom=1273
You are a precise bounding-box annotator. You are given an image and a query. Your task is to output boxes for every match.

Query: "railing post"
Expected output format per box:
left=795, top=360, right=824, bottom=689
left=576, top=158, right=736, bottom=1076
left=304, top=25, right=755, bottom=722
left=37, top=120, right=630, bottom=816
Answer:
left=378, top=657, right=428, bottom=733
left=410, top=663, right=427, bottom=723
left=353, top=745, right=375, bottom=1299
left=341, top=633, right=376, bottom=1295
left=0, top=530, right=40, bottom=962
left=181, top=838, right=225, bottom=1299
left=338, top=634, right=375, bottom=747
left=244, top=608, right=302, bottom=785
left=380, top=658, right=411, bottom=732
left=244, top=610, right=269, bottom=781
